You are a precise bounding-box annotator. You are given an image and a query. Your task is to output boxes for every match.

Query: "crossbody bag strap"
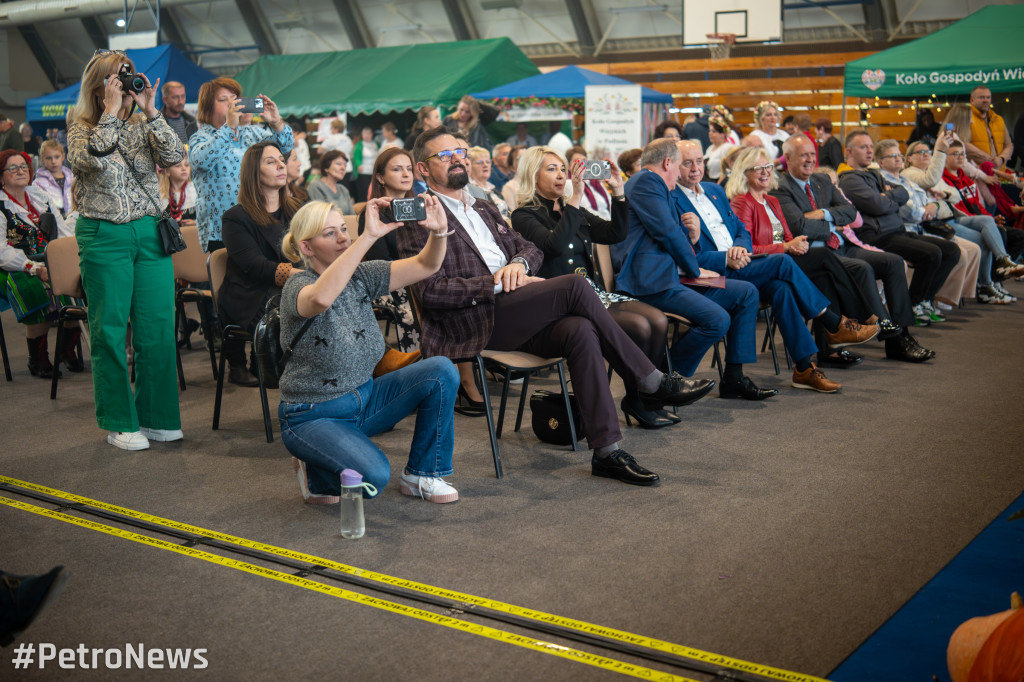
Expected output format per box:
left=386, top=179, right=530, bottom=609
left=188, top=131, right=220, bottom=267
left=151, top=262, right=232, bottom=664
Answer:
left=116, top=140, right=166, bottom=216
left=279, top=316, right=315, bottom=367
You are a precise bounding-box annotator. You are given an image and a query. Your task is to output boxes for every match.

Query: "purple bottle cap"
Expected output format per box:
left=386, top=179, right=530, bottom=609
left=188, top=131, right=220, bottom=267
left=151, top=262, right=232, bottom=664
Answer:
left=341, top=469, right=363, bottom=487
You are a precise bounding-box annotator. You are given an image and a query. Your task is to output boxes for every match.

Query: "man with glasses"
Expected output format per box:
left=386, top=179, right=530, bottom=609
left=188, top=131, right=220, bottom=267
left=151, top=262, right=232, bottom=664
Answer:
left=664, top=140, right=869, bottom=393
left=160, top=81, right=197, bottom=146
left=839, top=130, right=960, bottom=326
left=0, top=115, right=23, bottom=152
left=396, top=127, right=715, bottom=487
left=773, top=135, right=933, bottom=362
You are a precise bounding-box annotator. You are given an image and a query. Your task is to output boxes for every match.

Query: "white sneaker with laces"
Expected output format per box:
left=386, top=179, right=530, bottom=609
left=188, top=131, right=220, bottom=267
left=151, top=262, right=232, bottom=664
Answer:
left=934, top=300, right=953, bottom=312
left=994, top=282, right=1018, bottom=302
left=292, top=457, right=340, bottom=505
left=107, top=431, right=150, bottom=451
left=400, top=470, right=459, bottom=503
left=139, top=427, right=184, bottom=442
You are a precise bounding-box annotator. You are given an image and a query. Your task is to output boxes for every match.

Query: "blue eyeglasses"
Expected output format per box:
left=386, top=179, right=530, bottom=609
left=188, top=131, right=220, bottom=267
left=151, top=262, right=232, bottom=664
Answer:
left=424, top=148, right=468, bottom=163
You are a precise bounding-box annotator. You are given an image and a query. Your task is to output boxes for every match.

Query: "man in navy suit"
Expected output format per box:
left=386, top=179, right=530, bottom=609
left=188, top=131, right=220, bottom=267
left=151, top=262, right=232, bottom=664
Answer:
left=616, top=139, right=776, bottom=399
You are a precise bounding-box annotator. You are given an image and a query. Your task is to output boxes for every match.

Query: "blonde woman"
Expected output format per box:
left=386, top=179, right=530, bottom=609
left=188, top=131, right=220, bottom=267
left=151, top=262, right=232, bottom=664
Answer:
left=443, top=95, right=499, bottom=151
left=277, top=198, right=459, bottom=505
left=67, top=49, right=184, bottom=450
left=750, top=100, right=789, bottom=161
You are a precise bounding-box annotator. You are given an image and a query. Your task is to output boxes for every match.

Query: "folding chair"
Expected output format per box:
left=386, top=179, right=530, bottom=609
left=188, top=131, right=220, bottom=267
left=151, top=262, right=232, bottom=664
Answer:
left=172, top=225, right=218, bottom=389
left=207, top=249, right=274, bottom=442
left=44, top=237, right=89, bottom=400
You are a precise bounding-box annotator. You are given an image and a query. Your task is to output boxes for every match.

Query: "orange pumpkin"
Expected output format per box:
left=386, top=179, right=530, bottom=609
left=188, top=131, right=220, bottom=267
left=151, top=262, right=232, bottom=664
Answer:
left=948, top=592, right=1023, bottom=682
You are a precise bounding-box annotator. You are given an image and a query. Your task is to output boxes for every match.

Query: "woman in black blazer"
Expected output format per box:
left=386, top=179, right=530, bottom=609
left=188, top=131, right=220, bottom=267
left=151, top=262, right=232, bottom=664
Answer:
left=511, top=147, right=675, bottom=429
left=219, top=141, right=304, bottom=385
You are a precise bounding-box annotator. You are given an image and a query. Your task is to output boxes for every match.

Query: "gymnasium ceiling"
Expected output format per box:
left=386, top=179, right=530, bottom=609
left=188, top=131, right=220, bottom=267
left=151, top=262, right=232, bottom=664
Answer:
left=1, top=0, right=1015, bottom=90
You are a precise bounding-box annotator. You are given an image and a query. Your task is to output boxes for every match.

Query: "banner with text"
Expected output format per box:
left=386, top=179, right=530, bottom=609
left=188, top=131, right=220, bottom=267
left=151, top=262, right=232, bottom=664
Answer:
left=845, top=65, right=1024, bottom=98
left=584, top=85, right=641, bottom=163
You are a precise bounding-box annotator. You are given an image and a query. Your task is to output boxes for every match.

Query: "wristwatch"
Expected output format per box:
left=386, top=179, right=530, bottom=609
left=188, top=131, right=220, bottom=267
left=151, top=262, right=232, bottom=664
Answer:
left=510, top=256, right=530, bottom=275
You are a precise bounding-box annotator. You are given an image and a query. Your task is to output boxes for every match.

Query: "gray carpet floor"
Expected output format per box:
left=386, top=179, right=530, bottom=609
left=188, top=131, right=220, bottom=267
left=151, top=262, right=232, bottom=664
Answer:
left=2, top=282, right=1023, bottom=682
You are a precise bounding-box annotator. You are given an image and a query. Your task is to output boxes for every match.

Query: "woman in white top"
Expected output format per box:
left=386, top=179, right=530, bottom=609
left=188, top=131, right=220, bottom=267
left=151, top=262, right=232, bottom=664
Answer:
left=704, top=116, right=735, bottom=182
left=750, top=100, right=789, bottom=162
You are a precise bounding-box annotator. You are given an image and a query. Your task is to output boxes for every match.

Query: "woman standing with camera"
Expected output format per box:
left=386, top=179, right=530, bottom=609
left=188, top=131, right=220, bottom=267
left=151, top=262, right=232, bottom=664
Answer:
left=67, top=50, right=185, bottom=451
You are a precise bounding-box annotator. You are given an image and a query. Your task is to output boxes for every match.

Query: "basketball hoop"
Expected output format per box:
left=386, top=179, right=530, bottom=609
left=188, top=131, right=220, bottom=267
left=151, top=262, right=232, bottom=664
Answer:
left=706, top=33, right=736, bottom=61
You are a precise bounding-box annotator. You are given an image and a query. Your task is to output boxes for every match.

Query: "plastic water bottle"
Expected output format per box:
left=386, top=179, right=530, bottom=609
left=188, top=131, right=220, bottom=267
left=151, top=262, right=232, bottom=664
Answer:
left=339, top=469, right=366, bottom=539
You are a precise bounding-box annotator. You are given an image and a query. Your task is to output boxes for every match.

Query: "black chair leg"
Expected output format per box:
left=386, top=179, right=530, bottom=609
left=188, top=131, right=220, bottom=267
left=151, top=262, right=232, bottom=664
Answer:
left=176, top=344, right=186, bottom=391
left=212, top=338, right=228, bottom=430
left=557, top=362, right=580, bottom=451
left=514, top=373, right=531, bottom=433
left=496, top=373, right=511, bottom=438
left=50, top=319, right=64, bottom=399
left=474, top=355, right=502, bottom=478
left=0, top=314, right=11, bottom=381
left=763, top=310, right=780, bottom=375
left=256, top=363, right=273, bottom=443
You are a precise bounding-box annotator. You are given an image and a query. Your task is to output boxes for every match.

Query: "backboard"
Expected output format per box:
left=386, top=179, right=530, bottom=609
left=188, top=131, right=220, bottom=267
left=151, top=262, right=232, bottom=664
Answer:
left=682, top=0, right=782, bottom=46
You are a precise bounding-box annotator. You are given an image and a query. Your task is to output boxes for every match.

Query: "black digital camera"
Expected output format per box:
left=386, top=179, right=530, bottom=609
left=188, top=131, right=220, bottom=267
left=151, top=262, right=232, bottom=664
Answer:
left=580, top=159, right=611, bottom=180
left=117, top=64, right=147, bottom=94
left=380, top=197, right=426, bottom=223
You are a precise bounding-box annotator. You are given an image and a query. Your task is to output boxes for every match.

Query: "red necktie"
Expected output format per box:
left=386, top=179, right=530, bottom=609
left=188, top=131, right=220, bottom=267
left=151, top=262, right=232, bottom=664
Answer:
left=806, top=183, right=840, bottom=249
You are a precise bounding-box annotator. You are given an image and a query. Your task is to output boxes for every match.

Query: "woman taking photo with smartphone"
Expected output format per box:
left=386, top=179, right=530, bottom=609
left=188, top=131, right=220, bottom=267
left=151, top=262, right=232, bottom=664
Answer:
left=188, top=77, right=292, bottom=252
left=67, top=49, right=185, bottom=451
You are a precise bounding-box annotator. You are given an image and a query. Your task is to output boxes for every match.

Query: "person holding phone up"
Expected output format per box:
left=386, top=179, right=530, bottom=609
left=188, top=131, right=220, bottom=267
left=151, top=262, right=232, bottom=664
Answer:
left=188, top=77, right=293, bottom=252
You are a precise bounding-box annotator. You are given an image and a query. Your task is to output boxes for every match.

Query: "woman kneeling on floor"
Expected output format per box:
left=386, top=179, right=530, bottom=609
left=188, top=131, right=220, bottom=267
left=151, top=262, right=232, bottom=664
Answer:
left=278, top=198, right=460, bottom=505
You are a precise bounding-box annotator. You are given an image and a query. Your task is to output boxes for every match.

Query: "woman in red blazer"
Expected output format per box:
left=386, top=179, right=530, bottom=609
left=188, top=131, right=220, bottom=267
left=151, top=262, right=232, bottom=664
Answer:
left=726, top=147, right=880, bottom=363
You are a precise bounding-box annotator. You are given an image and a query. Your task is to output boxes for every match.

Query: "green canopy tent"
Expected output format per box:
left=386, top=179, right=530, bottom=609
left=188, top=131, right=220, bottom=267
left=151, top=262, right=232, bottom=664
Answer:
left=233, top=38, right=540, bottom=118
left=843, top=5, right=1024, bottom=98
left=841, top=5, right=1024, bottom=139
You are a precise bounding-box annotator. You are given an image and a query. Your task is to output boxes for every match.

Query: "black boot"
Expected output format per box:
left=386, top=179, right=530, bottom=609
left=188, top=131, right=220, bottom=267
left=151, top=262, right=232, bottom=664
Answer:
left=61, top=327, right=84, bottom=372
left=26, top=336, right=60, bottom=379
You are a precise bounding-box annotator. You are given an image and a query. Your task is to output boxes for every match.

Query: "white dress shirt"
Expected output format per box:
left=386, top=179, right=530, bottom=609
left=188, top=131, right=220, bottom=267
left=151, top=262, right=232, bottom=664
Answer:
left=679, top=184, right=733, bottom=250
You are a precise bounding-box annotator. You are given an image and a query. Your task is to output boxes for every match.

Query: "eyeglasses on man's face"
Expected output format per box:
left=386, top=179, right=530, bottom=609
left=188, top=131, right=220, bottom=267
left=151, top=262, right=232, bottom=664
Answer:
left=881, top=153, right=903, bottom=161
left=425, top=148, right=468, bottom=163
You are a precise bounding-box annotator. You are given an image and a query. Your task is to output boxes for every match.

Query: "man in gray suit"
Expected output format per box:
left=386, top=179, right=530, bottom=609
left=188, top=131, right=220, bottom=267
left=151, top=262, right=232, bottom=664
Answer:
left=772, top=135, right=932, bottom=362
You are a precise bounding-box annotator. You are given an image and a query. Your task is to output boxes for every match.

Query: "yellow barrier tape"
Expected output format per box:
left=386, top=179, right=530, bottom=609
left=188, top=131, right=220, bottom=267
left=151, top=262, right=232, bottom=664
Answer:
left=0, top=495, right=695, bottom=682
left=0, top=475, right=827, bottom=682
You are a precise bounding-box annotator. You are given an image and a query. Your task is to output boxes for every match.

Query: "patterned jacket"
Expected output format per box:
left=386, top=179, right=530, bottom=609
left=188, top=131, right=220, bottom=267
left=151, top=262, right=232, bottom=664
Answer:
left=395, top=189, right=542, bottom=359
left=67, top=112, right=184, bottom=224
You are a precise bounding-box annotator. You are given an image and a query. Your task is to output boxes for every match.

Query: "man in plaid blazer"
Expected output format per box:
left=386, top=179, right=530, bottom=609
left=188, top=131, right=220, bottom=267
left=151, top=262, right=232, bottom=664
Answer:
left=395, top=128, right=715, bottom=487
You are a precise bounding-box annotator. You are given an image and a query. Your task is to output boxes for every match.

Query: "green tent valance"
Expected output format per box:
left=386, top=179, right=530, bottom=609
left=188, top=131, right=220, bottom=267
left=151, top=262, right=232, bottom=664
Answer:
left=233, top=38, right=540, bottom=118
left=844, top=5, right=1024, bottom=98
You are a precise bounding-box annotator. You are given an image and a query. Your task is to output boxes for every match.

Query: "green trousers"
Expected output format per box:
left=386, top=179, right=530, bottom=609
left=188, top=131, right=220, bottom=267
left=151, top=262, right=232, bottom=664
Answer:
left=76, top=215, right=181, bottom=432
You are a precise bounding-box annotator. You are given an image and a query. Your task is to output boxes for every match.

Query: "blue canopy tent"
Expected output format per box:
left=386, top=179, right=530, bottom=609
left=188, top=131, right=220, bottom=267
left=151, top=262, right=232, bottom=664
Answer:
left=472, top=65, right=672, bottom=144
left=25, top=44, right=217, bottom=126
left=472, top=65, right=672, bottom=104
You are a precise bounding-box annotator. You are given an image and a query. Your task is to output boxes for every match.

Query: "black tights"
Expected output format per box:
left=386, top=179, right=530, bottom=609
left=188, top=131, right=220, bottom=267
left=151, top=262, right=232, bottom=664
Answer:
left=607, top=300, right=668, bottom=369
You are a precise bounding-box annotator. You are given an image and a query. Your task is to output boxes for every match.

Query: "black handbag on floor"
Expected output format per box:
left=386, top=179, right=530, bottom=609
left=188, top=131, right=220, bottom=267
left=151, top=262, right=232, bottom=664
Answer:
left=530, top=390, right=585, bottom=446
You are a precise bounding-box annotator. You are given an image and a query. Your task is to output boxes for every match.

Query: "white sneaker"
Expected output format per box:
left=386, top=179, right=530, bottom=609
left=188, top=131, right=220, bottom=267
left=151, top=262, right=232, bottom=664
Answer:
left=139, top=427, right=183, bottom=442
left=107, top=431, right=150, bottom=451
left=400, top=470, right=459, bottom=504
left=292, top=457, right=340, bottom=505
left=934, top=300, right=953, bottom=311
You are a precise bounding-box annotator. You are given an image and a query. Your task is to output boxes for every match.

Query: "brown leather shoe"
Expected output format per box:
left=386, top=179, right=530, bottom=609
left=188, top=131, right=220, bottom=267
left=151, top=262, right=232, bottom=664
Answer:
left=792, top=363, right=841, bottom=393
left=825, top=315, right=879, bottom=349
left=373, top=348, right=421, bottom=377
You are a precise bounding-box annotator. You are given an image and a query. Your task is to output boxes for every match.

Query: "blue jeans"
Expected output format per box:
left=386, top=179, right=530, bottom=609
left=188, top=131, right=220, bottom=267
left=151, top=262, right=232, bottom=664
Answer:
left=278, top=356, right=458, bottom=497
left=949, top=214, right=1004, bottom=286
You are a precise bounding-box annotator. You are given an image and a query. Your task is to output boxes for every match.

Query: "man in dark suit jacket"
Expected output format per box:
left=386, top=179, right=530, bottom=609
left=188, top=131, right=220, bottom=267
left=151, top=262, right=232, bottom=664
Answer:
left=773, top=135, right=933, bottom=362
left=396, top=128, right=713, bottom=487
left=671, top=141, right=877, bottom=393
left=614, top=138, right=775, bottom=401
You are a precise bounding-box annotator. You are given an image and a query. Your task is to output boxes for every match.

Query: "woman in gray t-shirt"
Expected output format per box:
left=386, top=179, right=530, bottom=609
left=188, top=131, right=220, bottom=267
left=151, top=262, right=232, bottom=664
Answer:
left=278, top=197, right=459, bottom=505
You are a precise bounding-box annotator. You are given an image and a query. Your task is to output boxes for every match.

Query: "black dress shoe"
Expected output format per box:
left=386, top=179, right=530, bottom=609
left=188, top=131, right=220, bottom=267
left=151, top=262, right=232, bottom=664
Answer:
left=620, top=395, right=675, bottom=429
left=818, top=348, right=863, bottom=368
left=454, top=385, right=486, bottom=417
left=591, top=450, right=660, bottom=486
left=228, top=365, right=260, bottom=386
left=719, top=376, right=779, bottom=400
left=641, top=373, right=715, bottom=408
left=884, top=332, right=932, bottom=363
left=877, top=318, right=903, bottom=340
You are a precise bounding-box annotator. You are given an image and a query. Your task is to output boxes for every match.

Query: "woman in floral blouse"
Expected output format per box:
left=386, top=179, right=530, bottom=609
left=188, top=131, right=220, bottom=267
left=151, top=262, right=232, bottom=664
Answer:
left=67, top=50, right=185, bottom=452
